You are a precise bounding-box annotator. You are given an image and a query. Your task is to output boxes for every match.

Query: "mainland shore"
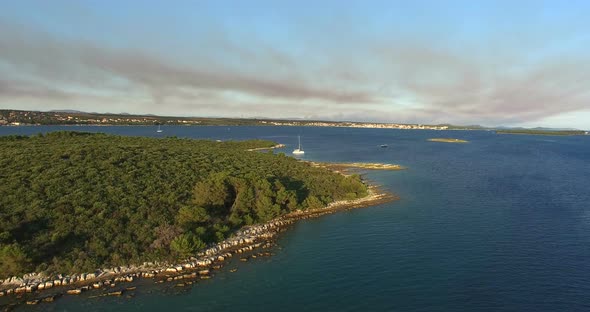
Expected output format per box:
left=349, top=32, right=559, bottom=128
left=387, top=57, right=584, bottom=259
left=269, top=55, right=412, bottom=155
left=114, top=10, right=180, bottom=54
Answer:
left=0, top=184, right=396, bottom=306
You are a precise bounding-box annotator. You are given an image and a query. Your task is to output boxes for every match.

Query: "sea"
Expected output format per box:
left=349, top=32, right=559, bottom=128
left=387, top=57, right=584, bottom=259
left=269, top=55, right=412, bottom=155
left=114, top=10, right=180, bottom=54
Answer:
left=2, top=125, right=589, bottom=312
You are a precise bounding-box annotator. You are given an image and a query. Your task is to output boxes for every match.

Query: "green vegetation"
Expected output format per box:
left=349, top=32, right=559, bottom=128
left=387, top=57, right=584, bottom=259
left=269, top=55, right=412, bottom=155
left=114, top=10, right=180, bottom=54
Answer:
left=496, top=129, right=586, bottom=136
left=0, top=132, right=367, bottom=278
left=0, top=109, right=267, bottom=126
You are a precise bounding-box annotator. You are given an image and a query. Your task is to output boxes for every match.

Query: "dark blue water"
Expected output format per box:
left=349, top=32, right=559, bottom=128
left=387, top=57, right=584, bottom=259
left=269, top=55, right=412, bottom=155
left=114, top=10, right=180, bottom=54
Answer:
left=3, top=126, right=590, bottom=311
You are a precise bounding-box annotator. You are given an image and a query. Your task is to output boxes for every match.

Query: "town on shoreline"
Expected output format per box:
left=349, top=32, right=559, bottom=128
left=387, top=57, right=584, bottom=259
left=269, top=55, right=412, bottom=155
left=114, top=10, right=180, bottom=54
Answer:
left=3, top=109, right=588, bottom=135
left=0, top=109, right=452, bottom=130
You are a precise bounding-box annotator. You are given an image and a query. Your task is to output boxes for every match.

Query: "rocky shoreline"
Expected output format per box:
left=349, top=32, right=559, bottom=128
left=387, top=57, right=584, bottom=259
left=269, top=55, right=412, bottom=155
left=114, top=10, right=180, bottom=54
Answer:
left=0, top=185, right=396, bottom=307
left=245, top=143, right=286, bottom=151
left=308, top=161, right=405, bottom=171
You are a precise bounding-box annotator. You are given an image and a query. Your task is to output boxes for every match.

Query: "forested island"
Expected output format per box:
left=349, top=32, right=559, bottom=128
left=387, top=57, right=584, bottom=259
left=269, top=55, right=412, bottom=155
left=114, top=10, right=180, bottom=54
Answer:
left=0, top=132, right=369, bottom=280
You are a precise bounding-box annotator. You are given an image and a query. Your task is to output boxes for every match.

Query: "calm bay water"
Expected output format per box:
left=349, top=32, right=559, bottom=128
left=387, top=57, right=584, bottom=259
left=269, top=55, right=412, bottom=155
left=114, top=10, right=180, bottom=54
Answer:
left=2, top=125, right=590, bottom=311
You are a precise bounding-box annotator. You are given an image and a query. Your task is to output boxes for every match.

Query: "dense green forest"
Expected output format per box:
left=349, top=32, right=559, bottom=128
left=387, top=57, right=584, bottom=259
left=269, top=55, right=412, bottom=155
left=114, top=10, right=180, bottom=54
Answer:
left=0, top=132, right=367, bottom=278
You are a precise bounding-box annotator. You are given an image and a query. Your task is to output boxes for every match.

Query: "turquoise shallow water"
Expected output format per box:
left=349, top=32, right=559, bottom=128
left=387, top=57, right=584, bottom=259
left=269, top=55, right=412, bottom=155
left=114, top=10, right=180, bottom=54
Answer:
left=2, top=126, right=590, bottom=311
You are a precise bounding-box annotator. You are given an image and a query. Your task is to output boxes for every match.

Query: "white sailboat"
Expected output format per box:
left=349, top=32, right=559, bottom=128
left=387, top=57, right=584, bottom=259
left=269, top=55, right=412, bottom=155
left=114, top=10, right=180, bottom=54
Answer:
left=156, top=125, right=163, bottom=133
left=292, top=135, right=305, bottom=155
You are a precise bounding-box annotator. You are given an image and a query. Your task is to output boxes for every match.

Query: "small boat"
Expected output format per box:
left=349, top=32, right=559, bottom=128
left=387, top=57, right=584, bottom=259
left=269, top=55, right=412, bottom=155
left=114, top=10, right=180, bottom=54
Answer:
left=156, top=125, right=163, bottom=133
left=292, top=135, right=305, bottom=155
left=380, top=144, right=388, bottom=148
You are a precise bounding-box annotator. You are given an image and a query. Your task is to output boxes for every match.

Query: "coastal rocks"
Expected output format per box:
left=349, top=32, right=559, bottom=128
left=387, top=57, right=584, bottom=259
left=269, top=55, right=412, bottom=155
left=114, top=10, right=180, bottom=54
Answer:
left=184, top=273, right=198, bottom=279
left=112, top=275, right=135, bottom=283
left=107, top=290, right=124, bottom=296
left=5, top=277, right=24, bottom=285
left=196, top=259, right=212, bottom=267
left=15, top=286, right=27, bottom=294
left=142, top=272, right=156, bottom=278
left=42, top=294, right=61, bottom=302
left=26, top=299, right=40, bottom=305
left=0, top=187, right=393, bottom=307
left=67, top=289, right=83, bottom=295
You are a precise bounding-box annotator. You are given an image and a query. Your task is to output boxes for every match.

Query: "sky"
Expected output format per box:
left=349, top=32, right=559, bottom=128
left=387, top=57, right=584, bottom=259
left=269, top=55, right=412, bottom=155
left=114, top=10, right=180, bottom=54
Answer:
left=1, top=0, right=589, bottom=129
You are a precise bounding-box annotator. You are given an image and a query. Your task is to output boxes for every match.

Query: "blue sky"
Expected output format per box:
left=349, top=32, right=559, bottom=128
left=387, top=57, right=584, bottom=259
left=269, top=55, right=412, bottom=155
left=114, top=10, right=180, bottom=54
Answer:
left=1, top=0, right=589, bottom=128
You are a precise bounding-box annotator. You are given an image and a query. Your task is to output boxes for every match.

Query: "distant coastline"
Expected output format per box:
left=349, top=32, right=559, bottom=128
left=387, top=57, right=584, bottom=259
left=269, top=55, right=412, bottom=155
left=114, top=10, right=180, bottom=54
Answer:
left=3, top=109, right=586, bottom=136
left=0, top=109, right=459, bottom=130
left=495, top=129, right=588, bottom=136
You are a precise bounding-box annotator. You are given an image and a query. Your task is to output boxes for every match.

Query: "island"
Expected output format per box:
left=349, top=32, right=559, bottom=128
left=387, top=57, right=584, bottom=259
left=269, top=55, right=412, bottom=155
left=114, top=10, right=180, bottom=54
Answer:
left=0, top=132, right=396, bottom=305
left=427, top=138, right=469, bottom=143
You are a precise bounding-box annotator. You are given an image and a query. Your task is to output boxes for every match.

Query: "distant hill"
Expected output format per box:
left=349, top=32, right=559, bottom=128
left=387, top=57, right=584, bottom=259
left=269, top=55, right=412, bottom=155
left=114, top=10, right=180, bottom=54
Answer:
left=496, top=129, right=586, bottom=136
left=48, top=109, right=86, bottom=114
